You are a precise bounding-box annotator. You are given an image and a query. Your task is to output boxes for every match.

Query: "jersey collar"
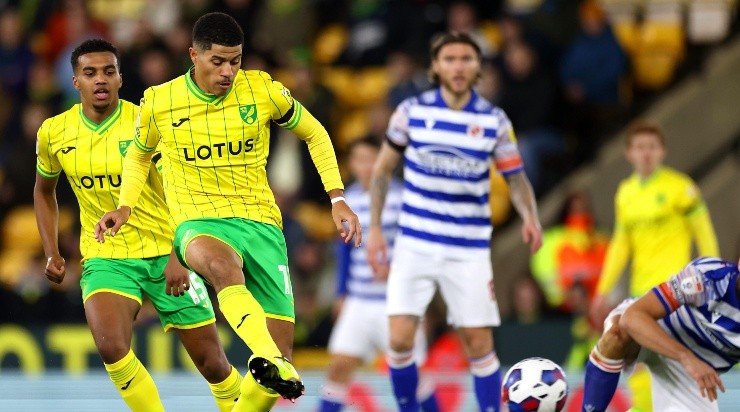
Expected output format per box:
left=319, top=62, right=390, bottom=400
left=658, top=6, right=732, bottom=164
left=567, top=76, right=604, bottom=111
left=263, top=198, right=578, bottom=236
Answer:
left=634, top=166, right=664, bottom=185
left=79, top=100, right=122, bottom=134
left=185, top=66, right=233, bottom=106
left=434, top=87, right=479, bottom=112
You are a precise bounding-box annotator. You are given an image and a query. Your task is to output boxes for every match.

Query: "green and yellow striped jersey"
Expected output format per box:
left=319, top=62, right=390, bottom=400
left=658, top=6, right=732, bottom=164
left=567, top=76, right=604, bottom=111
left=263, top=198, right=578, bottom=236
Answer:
left=597, top=166, right=719, bottom=296
left=36, top=100, right=173, bottom=260
left=122, top=69, right=343, bottom=228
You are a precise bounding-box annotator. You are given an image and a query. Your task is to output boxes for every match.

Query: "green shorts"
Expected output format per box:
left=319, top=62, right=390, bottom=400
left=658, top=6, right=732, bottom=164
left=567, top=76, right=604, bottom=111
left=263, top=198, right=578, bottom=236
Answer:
left=173, top=218, right=295, bottom=322
left=81, top=256, right=215, bottom=331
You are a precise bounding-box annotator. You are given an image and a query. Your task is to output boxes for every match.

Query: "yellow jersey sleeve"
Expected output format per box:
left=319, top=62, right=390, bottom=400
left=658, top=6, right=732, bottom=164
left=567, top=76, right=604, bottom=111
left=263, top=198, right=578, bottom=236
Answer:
left=118, top=90, right=157, bottom=209
left=261, top=72, right=343, bottom=193
left=676, top=180, right=719, bottom=256
left=35, top=118, right=63, bottom=178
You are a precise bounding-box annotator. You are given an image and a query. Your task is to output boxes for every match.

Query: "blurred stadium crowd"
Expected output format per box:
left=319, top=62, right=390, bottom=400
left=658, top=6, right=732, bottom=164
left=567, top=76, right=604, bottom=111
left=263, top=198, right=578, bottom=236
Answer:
left=0, top=0, right=737, bottom=355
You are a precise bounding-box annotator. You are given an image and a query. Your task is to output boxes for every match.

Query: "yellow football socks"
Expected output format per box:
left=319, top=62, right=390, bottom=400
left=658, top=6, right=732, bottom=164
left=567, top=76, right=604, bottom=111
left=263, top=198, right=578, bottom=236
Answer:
left=231, top=370, right=280, bottom=412
left=217, top=285, right=282, bottom=358
left=104, top=349, right=164, bottom=412
left=208, top=365, right=243, bottom=412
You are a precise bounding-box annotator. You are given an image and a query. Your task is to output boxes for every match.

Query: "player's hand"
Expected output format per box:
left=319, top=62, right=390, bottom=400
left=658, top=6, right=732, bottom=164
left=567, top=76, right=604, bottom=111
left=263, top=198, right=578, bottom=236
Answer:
left=680, top=352, right=725, bottom=401
left=94, top=206, right=132, bottom=243
left=332, top=200, right=362, bottom=247
left=366, top=226, right=389, bottom=278
left=44, top=255, right=66, bottom=284
left=521, top=218, right=543, bottom=253
left=164, top=257, right=190, bottom=297
left=373, top=261, right=390, bottom=281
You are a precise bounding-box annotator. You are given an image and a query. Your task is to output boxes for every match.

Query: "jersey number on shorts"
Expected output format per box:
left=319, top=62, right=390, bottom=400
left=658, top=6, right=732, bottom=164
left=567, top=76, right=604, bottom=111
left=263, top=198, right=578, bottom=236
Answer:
left=278, top=265, right=294, bottom=295
left=186, top=272, right=209, bottom=305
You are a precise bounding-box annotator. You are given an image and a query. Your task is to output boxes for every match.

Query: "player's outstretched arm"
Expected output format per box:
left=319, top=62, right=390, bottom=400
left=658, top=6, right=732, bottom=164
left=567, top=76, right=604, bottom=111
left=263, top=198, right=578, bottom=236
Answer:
left=33, top=173, right=66, bottom=284
left=94, top=206, right=132, bottom=243
left=505, top=171, right=542, bottom=253
left=620, top=292, right=725, bottom=401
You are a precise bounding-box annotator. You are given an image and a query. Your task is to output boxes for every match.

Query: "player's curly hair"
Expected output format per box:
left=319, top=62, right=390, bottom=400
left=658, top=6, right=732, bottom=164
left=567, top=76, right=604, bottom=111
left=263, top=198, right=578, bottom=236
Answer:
left=427, top=32, right=482, bottom=85
left=192, top=12, right=244, bottom=51
left=70, top=39, right=119, bottom=72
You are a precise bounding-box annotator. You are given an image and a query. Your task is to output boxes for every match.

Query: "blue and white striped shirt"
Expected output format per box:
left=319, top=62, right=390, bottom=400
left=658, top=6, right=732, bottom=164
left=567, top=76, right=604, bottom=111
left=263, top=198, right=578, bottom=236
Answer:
left=653, top=257, right=740, bottom=372
left=387, top=88, right=524, bottom=259
left=336, top=179, right=403, bottom=301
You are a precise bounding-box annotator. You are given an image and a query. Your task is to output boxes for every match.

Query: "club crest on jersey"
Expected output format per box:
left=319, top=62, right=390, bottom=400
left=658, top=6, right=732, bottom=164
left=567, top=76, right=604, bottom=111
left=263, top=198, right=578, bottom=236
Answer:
left=119, top=140, right=132, bottom=156
left=467, top=124, right=483, bottom=138
left=239, top=104, right=257, bottom=124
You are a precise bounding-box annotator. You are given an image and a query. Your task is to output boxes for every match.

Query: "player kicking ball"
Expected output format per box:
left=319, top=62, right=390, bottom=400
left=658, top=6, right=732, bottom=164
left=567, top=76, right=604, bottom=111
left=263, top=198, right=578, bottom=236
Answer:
left=35, top=39, right=241, bottom=412
left=95, top=12, right=361, bottom=411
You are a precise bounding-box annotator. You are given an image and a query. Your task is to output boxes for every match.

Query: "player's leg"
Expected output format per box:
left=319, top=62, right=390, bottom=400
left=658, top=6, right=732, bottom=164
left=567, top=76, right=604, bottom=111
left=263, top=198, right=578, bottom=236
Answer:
left=180, top=232, right=283, bottom=359
left=174, top=325, right=242, bottom=412
left=439, top=258, right=502, bottom=412
left=81, top=258, right=164, bottom=412
left=236, top=220, right=304, bottom=404
left=411, top=320, right=440, bottom=412
left=175, top=219, right=302, bottom=405
left=386, top=249, right=438, bottom=412
left=388, top=315, right=424, bottom=411
left=146, top=257, right=241, bottom=410
left=320, top=354, right=363, bottom=411
left=582, top=299, right=641, bottom=412
left=320, top=297, right=376, bottom=411
left=150, top=255, right=242, bottom=412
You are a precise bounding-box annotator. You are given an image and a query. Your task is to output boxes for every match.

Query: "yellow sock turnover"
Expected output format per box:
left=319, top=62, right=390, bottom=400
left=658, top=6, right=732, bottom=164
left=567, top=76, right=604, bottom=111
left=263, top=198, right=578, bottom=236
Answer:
left=104, top=349, right=164, bottom=412
left=208, top=365, right=243, bottom=412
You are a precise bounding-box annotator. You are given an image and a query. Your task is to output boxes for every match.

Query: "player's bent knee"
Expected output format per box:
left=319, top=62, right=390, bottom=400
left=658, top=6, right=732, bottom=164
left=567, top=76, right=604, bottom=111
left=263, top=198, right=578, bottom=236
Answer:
left=458, top=328, right=493, bottom=357
left=201, top=256, right=244, bottom=289
left=97, top=340, right=133, bottom=364
left=598, top=318, right=633, bottom=359
left=388, top=336, right=415, bottom=353
left=196, top=354, right=232, bottom=383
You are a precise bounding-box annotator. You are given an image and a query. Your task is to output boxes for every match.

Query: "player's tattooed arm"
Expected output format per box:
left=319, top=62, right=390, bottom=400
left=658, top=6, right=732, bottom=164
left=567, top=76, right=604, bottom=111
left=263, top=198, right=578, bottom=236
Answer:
left=506, top=172, right=543, bottom=252
left=366, top=142, right=401, bottom=276
left=369, top=174, right=389, bottom=228
left=369, top=142, right=401, bottom=228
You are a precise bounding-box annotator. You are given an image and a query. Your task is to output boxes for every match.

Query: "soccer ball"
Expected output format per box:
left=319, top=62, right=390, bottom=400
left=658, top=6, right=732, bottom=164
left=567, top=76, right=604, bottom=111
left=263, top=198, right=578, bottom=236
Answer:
left=502, top=357, right=568, bottom=412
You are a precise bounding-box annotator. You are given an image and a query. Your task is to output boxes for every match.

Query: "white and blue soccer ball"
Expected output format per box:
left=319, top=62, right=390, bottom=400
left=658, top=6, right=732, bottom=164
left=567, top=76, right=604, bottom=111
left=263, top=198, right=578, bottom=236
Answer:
left=502, top=357, right=568, bottom=412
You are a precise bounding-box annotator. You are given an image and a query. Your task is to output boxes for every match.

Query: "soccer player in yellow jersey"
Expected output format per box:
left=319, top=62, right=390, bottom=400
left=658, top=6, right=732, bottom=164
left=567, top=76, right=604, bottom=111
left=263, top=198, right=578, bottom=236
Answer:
left=34, top=39, right=243, bottom=412
left=94, top=13, right=362, bottom=410
left=583, top=120, right=719, bottom=412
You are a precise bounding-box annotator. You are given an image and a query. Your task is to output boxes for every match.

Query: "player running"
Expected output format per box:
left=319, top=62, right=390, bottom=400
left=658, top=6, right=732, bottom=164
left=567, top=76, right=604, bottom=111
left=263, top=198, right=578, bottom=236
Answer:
left=35, top=38, right=241, bottom=412
left=94, top=12, right=361, bottom=411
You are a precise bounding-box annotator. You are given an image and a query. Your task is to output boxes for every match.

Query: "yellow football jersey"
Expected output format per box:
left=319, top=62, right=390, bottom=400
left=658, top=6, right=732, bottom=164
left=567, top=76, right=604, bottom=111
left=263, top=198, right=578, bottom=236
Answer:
left=124, top=69, right=343, bottom=228
left=36, top=100, right=173, bottom=260
left=597, top=166, right=718, bottom=296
